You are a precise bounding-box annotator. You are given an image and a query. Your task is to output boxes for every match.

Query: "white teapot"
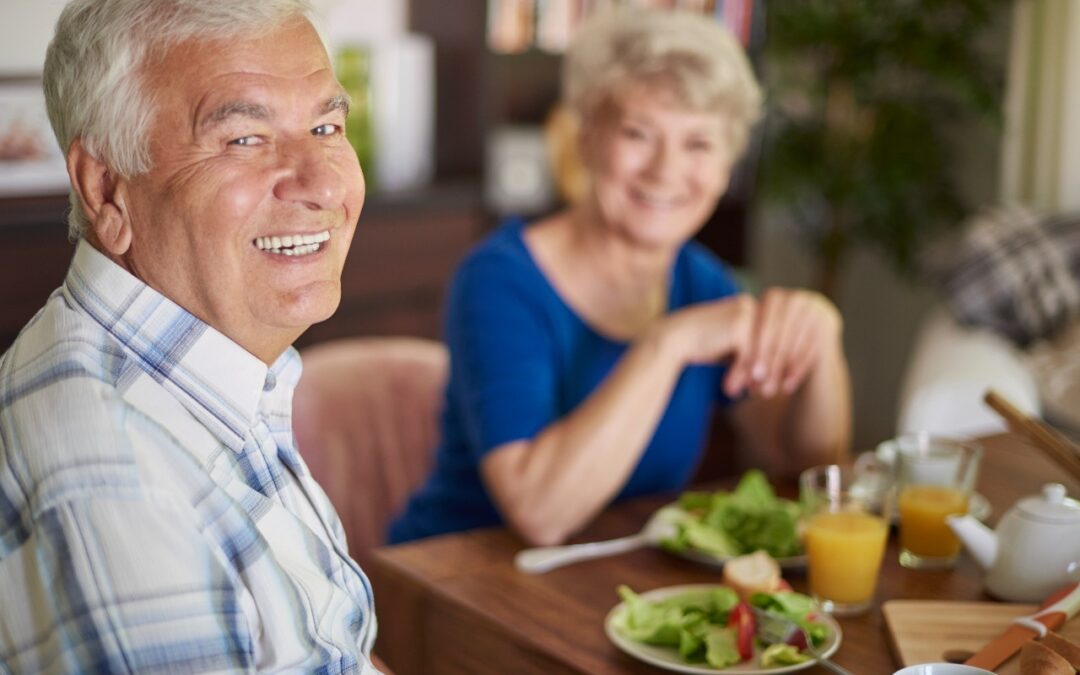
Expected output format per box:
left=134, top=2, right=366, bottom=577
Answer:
left=947, top=483, right=1080, bottom=602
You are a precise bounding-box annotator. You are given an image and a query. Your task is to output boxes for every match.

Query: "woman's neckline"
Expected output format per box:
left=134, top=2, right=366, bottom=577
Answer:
left=507, top=217, right=680, bottom=346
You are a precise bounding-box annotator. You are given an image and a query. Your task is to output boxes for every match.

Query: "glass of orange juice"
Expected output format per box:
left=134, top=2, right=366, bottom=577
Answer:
left=894, top=436, right=982, bottom=569
left=800, top=464, right=889, bottom=616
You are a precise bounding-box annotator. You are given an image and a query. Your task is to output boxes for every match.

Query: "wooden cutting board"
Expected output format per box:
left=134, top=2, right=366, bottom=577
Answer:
left=883, top=600, right=1080, bottom=674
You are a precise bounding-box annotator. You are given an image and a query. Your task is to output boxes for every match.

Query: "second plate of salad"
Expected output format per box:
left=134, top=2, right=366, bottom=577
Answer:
left=660, top=470, right=807, bottom=569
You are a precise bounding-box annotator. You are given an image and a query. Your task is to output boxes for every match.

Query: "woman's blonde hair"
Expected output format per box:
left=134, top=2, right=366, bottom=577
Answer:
left=562, top=7, right=762, bottom=156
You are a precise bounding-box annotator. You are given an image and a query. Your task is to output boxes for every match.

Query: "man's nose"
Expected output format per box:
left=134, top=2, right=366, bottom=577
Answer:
left=273, top=138, right=352, bottom=209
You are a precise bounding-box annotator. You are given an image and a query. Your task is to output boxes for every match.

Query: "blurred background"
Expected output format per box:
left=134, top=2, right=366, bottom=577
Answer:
left=1, top=0, right=1078, bottom=452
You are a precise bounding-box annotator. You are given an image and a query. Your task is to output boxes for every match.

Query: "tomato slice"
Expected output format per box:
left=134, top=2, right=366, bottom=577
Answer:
left=727, top=601, right=756, bottom=661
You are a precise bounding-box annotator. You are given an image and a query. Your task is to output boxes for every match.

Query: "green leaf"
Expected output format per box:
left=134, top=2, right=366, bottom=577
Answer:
left=705, top=626, right=742, bottom=669
left=761, top=643, right=812, bottom=667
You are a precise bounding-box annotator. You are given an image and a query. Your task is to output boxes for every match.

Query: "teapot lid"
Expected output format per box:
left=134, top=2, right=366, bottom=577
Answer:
left=1015, top=483, right=1080, bottom=523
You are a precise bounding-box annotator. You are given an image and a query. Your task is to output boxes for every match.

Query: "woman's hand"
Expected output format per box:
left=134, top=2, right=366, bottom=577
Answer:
left=660, top=289, right=842, bottom=400
left=727, top=288, right=851, bottom=474
left=738, top=288, right=843, bottom=399
left=659, top=292, right=758, bottom=368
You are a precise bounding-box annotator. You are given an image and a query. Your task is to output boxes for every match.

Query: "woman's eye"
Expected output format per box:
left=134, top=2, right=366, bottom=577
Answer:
left=228, top=135, right=263, bottom=147
left=312, top=123, right=342, bottom=137
left=687, top=140, right=715, bottom=153
left=620, top=125, right=648, bottom=140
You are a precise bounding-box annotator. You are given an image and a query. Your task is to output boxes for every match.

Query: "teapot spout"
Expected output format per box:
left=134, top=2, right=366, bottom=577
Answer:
left=947, top=514, right=997, bottom=570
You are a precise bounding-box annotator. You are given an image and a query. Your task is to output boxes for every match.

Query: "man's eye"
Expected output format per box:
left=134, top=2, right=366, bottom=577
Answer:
left=228, top=136, right=263, bottom=147
left=312, top=123, right=342, bottom=137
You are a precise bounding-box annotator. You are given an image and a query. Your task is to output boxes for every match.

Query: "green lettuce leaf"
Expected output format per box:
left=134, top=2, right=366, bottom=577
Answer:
left=761, top=643, right=811, bottom=666
left=704, top=626, right=741, bottom=668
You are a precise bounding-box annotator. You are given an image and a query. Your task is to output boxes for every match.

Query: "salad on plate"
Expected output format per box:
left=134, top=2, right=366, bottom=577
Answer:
left=661, top=470, right=805, bottom=564
left=606, top=582, right=838, bottom=672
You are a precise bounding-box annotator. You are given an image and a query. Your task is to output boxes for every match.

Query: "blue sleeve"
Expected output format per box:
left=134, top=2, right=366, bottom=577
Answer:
left=445, top=247, right=561, bottom=462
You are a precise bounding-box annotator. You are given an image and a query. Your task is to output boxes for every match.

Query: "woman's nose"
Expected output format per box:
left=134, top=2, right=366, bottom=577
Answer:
left=642, top=140, right=680, bottom=182
left=273, top=138, right=354, bottom=210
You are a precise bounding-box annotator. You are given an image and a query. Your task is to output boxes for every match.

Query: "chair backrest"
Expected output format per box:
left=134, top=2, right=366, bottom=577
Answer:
left=293, top=337, right=448, bottom=568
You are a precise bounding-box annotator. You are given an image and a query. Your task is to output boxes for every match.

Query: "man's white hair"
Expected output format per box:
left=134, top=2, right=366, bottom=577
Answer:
left=563, top=7, right=762, bottom=155
left=43, top=0, right=315, bottom=240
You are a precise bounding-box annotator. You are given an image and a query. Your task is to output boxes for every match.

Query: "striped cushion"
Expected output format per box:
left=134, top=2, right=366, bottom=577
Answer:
left=923, top=204, right=1080, bottom=346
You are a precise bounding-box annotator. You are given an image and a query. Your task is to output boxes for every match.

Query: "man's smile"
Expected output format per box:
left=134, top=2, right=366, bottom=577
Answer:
left=253, top=229, right=331, bottom=256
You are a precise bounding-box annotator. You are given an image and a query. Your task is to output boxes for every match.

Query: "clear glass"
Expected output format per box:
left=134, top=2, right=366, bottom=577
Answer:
left=892, top=435, right=982, bottom=569
left=800, top=464, right=889, bottom=616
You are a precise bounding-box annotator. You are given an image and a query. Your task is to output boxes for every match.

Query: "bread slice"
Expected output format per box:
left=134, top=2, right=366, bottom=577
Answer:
left=722, top=550, right=781, bottom=598
left=1043, top=631, right=1080, bottom=670
left=1020, top=641, right=1073, bottom=675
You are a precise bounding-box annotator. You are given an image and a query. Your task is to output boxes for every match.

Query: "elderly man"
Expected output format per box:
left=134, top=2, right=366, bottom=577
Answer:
left=0, top=0, right=380, bottom=672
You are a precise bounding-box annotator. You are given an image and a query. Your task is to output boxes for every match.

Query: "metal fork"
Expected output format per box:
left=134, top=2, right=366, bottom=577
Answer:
left=751, top=606, right=853, bottom=675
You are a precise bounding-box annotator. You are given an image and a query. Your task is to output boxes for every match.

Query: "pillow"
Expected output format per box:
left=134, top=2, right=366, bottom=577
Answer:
left=921, top=204, right=1080, bottom=346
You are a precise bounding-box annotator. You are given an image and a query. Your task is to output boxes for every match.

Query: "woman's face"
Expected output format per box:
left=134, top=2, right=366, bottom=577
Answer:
left=584, top=83, right=734, bottom=251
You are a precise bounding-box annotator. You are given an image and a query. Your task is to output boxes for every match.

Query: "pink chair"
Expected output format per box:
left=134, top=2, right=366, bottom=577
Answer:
left=292, top=337, right=447, bottom=569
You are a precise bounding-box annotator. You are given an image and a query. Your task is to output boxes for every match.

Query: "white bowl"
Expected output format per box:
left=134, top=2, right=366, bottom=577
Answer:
left=893, top=664, right=995, bottom=675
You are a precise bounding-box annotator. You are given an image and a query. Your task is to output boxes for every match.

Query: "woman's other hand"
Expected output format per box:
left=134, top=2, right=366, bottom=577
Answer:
left=726, top=288, right=851, bottom=474
left=741, top=288, right=843, bottom=399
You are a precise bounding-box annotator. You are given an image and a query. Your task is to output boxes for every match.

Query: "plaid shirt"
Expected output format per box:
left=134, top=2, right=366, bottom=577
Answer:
left=0, top=242, right=379, bottom=673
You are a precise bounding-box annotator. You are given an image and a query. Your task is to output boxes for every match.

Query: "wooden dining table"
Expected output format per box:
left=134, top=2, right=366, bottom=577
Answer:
left=367, top=433, right=1080, bottom=675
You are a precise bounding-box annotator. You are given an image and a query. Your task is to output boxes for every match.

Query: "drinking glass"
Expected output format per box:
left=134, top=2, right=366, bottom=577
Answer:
left=800, top=464, right=889, bottom=616
left=893, top=435, right=982, bottom=569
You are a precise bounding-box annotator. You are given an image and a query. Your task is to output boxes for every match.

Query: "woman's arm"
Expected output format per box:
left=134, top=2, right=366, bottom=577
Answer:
left=481, top=295, right=759, bottom=546
left=727, top=288, right=852, bottom=477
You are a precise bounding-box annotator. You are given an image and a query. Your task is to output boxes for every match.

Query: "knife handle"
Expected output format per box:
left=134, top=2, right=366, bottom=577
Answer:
left=1013, top=612, right=1065, bottom=637
left=1031, top=581, right=1080, bottom=627
left=964, top=583, right=1080, bottom=671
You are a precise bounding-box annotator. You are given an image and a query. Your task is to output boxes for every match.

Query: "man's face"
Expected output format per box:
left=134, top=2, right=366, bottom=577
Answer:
left=119, top=17, right=363, bottom=363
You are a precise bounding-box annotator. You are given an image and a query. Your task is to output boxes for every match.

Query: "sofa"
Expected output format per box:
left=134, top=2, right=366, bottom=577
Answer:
left=897, top=306, right=1041, bottom=437
left=897, top=204, right=1080, bottom=440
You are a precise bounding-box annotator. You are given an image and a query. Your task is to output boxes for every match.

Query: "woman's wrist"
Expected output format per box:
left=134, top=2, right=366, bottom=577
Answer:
left=639, top=316, right=691, bottom=370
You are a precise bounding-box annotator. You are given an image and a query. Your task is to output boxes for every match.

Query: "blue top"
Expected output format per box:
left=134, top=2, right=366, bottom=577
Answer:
left=388, top=219, right=742, bottom=543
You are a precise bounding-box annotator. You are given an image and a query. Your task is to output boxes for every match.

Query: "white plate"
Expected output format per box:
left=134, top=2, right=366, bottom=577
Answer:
left=672, top=549, right=807, bottom=571
left=605, top=584, right=842, bottom=674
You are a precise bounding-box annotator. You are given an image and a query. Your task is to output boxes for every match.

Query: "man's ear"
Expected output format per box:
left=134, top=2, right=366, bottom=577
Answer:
left=67, top=138, right=132, bottom=256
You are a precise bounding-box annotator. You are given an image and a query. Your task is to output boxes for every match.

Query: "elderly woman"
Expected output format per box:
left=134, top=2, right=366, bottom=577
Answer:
left=390, top=8, right=851, bottom=546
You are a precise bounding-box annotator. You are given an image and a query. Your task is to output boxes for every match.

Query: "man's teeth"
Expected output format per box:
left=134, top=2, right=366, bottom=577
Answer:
left=254, top=230, right=330, bottom=256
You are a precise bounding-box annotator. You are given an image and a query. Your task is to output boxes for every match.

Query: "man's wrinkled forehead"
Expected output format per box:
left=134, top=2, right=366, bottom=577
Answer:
left=140, top=16, right=332, bottom=93
left=136, top=19, right=344, bottom=134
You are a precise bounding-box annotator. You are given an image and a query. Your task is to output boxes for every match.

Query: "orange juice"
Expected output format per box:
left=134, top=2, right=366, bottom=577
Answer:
left=805, top=511, right=888, bottom=606
left=898, top=485, right=969, bottom=558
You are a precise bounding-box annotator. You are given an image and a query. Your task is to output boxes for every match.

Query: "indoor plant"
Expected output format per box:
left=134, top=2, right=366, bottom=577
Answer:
left=758, top=0, right=1003, bottom=299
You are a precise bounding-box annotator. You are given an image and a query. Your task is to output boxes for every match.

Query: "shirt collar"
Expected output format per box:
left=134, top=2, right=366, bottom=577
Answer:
left=65, top=240, right=298, bottom=453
